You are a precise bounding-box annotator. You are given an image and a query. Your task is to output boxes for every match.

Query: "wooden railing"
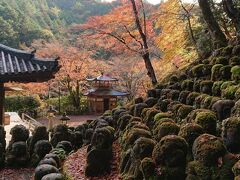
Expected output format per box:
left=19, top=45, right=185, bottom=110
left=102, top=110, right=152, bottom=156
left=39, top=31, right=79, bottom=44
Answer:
left=21, top=113, right=42, bottom=132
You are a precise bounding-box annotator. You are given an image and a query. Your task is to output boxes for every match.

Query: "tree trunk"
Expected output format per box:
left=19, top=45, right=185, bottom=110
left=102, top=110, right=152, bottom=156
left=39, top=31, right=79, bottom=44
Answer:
left=222, top=0, right=240, bottom=39
left=142, top=53, right=158, bottom=85
left=130, top=0, right=158, bottom=86
left=198, top=0, right=227, bottom=48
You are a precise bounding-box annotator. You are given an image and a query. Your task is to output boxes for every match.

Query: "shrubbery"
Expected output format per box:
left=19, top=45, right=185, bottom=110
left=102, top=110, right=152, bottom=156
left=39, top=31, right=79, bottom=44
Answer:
left=46, top=95, right=88, bottom=115
left=5, top=95, right=42, bottom=118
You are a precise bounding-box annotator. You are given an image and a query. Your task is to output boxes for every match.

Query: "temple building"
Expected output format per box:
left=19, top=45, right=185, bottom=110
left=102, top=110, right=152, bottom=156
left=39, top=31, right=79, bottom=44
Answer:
left=85, top=74, right=129, bottom=113
left=0, top=44, right=60, bottom=125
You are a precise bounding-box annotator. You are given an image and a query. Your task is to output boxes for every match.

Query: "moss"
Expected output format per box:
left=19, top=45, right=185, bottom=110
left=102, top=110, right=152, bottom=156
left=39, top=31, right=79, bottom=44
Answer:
left=220, top=81, right=236, bottom=90
left=222, top=117, right=240, bottom=153
left=169, top=75, right=179, bottom=84
left=222, top=85, right=239, bottom=100
left=140, top=158, right=156, bottom=180
left=178, top=123, right=204, bottom=149
left=56, top=141, right=72, bottom=155
left=192, top=64, right=205, bottom=78
left=200, top=96, right=213, bottom=109
left=167, top=90, right=180, bottom=101
left=112, top=108, right=127, bottom=121
left=195, top=111, right=217, bottom=135
left=200, top=81, right=213, bottom=95
left=193, top=80, right=201, bottom=92
left=181, top=80, right=194, bottom=91
left=152, top=135, right=188, bottom=167
left=132, top=137, right=156, bottom=159
left=194, top=94, right=208, bottom=109
left=186, top=92, right=200, bottom=105
left=134, top=103, right=148, bottom=117
left=154, top=122, right=180, bottom=141
left=212, top=81, right=224, bottom=96
left=215, top=56, right=229, bottom=65
left=186, top=109, right=213, bottom=122
left=231, top=99, right=240, bottom=117
left=203, top=64, right=212, bottom=76
left=171, top=103, right=183, bottom=116
left=129, top=117, right=142, bottom=123
left=123, top=128, right=152, bottom=150
left=143, top=108, right=160, bottom=128
left=117, top=114, right=133, bottom=132
left=161, top=88, right=172, bottom=97
left=177, top=105, right=194, bottom=121
left=192, top=134, right=227, bottom=166
left=235, top=88, right=240, bottom=100
left=230, top=56, right=240, bottom=66
left=144, top=97, right=158, bottom=107
left=233, top=45, right=240, bottom=55
left=154, top=112, right=173, bottom=122
left=220, top=65, right=232, bottom=80
left=178, top=91, right=191, bottom=104
left=141, top=108, right=151, bottom=119
left=231, top=66, right=240, bottom=81
left=186, top=160, right=216, bottom=180
left=153, top=118, right=175, bottom=136
left=167, top=101, right=181, bottom=112
left=222, top=46, right=233, bottom=56
left=157, top=99, right=172, bottom=112
left=211, top=64, right=224, bottom=81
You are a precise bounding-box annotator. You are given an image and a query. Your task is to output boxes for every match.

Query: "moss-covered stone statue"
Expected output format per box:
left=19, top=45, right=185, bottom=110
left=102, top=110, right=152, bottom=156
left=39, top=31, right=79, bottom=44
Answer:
left=178, top=123, right=204, bottom=161
left=222, top=117, right=240, bottom=153
left=6, top=141, right=30, bottom=167
left=121, top=137, right=156, bottom=180
left=152, top=135, right=188, bottom=180
left=186, top=134, right=237, bottom=180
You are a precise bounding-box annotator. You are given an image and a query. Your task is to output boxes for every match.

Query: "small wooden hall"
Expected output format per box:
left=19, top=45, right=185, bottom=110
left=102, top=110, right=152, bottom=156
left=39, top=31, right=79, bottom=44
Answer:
left=85, top=74, right=129, bottom=114
left=0, top=44, right=60, bottom=125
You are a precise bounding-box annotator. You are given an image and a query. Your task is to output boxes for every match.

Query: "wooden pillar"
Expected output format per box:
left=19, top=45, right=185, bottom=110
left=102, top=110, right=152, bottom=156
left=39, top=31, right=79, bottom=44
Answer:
left=0, top=83, right=4, bottom=125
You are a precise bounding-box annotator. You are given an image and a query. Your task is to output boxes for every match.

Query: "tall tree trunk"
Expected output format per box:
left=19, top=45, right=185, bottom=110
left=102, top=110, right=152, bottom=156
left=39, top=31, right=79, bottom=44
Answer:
left=222, top=0, right=240, bottom=39
left=198, top=0, right=227, bottom=48
left=130, top=0, right=158, bottom=86
left=142, top=53, right=158, bottom=85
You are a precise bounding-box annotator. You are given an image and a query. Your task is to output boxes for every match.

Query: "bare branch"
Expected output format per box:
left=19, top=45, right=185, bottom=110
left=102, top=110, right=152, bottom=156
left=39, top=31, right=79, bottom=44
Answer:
left=123, top=24, right=143, bottom=49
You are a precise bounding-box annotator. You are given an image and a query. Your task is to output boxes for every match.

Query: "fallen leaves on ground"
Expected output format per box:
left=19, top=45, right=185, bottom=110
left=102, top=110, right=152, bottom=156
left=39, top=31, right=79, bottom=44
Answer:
left=0, top=168, right=34, bottom=180
left=64, top=141, right=122, bottom=180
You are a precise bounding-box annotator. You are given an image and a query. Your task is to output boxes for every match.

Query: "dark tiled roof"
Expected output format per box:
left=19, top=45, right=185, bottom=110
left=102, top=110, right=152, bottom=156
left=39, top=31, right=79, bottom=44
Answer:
left=0, top=44, right=60, bottom=83
left=85, top=88, right=129, bottom=97
left=86, top=74, right=118, bottom=81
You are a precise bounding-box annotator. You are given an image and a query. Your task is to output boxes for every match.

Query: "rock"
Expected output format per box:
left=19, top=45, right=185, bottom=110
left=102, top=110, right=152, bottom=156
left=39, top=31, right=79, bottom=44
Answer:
left=34, top=164, right=59, bottom=180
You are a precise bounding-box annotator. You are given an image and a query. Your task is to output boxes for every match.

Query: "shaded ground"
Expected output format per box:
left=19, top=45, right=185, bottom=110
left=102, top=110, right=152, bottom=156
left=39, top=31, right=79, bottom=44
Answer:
left=37, top=115, right=100, bottom=127
left=0, top=168, right=34, bottom=180
left=64, top=141, right=121, bottom=180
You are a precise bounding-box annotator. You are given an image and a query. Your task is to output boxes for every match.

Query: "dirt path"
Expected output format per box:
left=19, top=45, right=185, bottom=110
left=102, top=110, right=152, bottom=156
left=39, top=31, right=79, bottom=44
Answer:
left=63, top=141, right=121, bottom=180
